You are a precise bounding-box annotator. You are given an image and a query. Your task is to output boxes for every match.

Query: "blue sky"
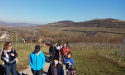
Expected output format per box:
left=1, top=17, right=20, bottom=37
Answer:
left=0, top=0, right=125, bottom=24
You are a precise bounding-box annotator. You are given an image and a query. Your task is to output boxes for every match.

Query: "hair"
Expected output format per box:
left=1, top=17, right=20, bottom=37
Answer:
left=52, top=61, right=62, bottom=69
left=63, top=43, right=67, bottom=47
left=57, top=63, right=62, bottom=69
left=67, top=52, right=72, bottom=59
left=63, top=43, right=70, bottom=48
left=4, top=42, right=11, bottom=50
left=52, top=58, right=62, bottom=69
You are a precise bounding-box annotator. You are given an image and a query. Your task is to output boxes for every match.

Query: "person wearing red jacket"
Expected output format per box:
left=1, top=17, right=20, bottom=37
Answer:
left=60, top=43, right=71, bottom=62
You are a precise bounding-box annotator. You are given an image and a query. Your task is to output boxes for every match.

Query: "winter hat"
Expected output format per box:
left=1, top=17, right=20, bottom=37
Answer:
left=35, top=45, right=41, bottom=52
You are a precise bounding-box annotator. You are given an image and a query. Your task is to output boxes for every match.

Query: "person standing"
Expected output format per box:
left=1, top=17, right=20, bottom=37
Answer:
left=47, top=57, right=64, bottom=75
left=1, top=42, right=18, bottom=75
left=56, top=44, right=62, bottom=61
left=49, top=44, right=56, bottom=61
left=60, top=44, right=71, bottom=62
left=29, top=45, right=45, bottom=75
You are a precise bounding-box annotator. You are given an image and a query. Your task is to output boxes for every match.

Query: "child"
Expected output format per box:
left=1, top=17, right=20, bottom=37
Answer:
left=64, top=52, right=74, bottom=72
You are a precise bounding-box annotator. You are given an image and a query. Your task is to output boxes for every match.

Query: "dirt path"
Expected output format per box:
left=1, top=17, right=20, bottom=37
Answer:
left=19, top=55, right=66, bottom=75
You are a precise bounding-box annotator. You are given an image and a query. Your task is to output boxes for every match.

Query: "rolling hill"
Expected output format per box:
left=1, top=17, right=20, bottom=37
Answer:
left=34, top=18, right=125, bottom=38
left=0, top=21, right=37, bottom=27
left=0, top=18, right=125, bottom=38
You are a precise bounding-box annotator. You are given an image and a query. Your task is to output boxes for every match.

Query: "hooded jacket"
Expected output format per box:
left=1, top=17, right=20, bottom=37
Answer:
left=29, top=50, right=45, bottom=71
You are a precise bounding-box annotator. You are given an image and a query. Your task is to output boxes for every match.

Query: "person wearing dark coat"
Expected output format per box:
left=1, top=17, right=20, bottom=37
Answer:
left=1, top=42, right=18, bottom=75
left=49, top=44, right=56, bottom=61
left=47, top=57, right=64, bottom=75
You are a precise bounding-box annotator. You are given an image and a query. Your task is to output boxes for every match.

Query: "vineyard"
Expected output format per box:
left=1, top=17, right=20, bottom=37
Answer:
left=0, top=38, right=125, bottom=75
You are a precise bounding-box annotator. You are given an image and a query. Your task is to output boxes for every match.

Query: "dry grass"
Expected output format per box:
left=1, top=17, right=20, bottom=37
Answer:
left=1, top=42, right=125, bottom=75
left=70, top=43, right=125, bottom=75
left=47, top=26, right=125, bottom=37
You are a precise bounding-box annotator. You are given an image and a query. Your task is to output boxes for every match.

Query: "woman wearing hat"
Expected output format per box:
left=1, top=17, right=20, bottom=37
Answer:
left=29, top=45, right=45, bottom=75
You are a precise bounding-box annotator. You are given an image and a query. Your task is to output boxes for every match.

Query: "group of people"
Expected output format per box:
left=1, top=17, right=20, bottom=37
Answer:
left=1, top=42, right=74, bottom=75
left=49, top=43, right=74, bottom=75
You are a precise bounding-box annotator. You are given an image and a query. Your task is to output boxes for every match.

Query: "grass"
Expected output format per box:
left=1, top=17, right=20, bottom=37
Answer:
left=1, top=42, right=125, bottom=75
left=72, top=50, right=125, bottom=75
left=70, top=43, right=125, bottom=75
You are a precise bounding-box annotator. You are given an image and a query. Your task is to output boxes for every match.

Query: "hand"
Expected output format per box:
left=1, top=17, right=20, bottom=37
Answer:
left=11, top=53, right=15, bottom=56
left=59, top=61, right=61, bottom=63
left=67, top=61, right=70, bottom=63
left=4, top=51, right=7, bottom=55
left=69, top=62, right=71, bottom=65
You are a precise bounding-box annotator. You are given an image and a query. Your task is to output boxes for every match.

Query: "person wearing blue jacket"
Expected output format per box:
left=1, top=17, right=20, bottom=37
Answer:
left=64, top=52, right=74, bottom=72
left=29, top=45, right=45, bottom=75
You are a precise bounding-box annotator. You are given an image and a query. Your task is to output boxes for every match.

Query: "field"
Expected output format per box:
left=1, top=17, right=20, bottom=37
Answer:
left=70, top=43, right=125, bottom=75
left=72, top=50, right=125, bottom=75
left=46, top=26, right=125, bottom=37
left=0, top=42, right=125, bottom=75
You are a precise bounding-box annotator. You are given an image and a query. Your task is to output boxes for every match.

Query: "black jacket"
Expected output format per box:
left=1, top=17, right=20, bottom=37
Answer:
left=49, top=45, right=56, bottom=54
left=1, top=48, right=18, bottom=65
left=47, top=63, right=64, bottom=75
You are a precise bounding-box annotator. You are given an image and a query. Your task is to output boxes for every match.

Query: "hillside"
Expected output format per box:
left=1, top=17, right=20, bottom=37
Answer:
left=47, top=18, right=125, bottom=28
left=0, top=18, right=125, bottom=39
left=36, top=18, right=125, bottom=38
left=0, top=21, right=37, bottom=27
left=0, top=25, right=37, bottom=38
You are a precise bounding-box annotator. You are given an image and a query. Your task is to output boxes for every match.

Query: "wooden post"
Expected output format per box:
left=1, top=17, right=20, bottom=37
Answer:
left=15, top=31, right=17, bottom=50
left=2, top=42, right=3, bottom=50
left=119, top=38, right=125, bottom=62
left=31, top=38, right=33, bottom=48
left=106, top=39, right=108, bottom=57
left=40, top=40, right=41, bottom=46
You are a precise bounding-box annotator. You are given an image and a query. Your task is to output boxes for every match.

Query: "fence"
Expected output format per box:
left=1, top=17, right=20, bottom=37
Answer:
left=70, top=38, right=125, bottom=63
left=0, top=38, right=125, bottom=63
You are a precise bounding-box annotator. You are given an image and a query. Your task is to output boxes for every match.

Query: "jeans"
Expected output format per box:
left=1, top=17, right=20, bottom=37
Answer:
left=5, top=63, right=17, bottom=75
left=31, top=69, right=43, bottom=75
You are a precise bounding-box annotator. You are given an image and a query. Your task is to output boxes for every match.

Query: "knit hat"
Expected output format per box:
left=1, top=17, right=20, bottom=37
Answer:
left=35, top=45, right=40, bottom=52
